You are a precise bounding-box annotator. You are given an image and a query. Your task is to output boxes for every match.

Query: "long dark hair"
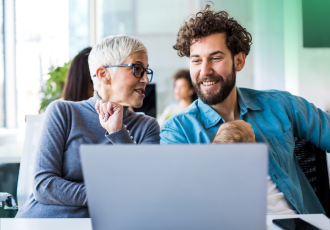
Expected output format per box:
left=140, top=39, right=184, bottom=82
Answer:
left=173, top=69, right=198, bottom=101
left=62, top=47, right=93, bottom=101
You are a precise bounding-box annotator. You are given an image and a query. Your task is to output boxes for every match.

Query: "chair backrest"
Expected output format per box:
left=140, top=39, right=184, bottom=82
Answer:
left=16, top=114, right=45, bottom=207
left=294, top=137, right=330, bottom=217
left=327, top=151, right=330, bottom=192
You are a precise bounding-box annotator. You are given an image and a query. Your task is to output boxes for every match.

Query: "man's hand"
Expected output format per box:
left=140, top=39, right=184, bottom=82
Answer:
left=212, top=120, right=255, bottom=143
left=95, top=99, right=124, bottom=134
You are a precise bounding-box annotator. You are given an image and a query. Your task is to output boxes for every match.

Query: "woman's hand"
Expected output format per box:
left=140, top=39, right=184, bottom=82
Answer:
left=95, top=99, right=124, bottom=134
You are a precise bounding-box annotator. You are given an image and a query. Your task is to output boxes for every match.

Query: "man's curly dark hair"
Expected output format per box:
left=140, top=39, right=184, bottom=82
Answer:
left=173, top=4, right=252, bottom=58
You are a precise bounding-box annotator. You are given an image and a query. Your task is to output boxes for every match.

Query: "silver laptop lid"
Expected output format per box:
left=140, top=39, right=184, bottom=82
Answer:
left=81, top=144, right=268, bottom=230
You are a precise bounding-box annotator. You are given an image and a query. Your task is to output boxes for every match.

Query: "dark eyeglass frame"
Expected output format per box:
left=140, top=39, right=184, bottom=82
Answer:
left=93, top=64, right=153, bottom=82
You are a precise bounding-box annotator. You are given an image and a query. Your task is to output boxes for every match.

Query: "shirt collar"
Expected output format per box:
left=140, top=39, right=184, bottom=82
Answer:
left=88, top=91, right=130, bottom=118
left=237, top=87, right=262, bottom=116
left=197, top=87, right=262, bottom=129
left=197, top=99, right=222, bottom=129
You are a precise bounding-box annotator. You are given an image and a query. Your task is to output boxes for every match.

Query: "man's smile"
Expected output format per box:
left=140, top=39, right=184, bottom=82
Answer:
left=200, top=81, right=220, bottom=90
left=202, top=81, right=216, bottom=86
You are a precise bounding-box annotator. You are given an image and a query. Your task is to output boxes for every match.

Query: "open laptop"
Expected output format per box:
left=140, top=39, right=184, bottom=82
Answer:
left=80, top=144, right=268, bottom=230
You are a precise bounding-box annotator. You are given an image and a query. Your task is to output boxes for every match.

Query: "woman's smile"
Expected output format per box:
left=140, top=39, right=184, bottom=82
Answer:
left=134, top=88, right=145, bottom=97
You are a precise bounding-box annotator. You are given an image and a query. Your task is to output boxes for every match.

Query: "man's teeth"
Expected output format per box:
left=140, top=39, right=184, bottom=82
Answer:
left=136, top=89, right=143, bottom=93
left=202, top=82, right=216, bottom=86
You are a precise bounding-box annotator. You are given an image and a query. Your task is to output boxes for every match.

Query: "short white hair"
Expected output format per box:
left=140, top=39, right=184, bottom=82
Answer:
left=88, top=35, right=148, bottom=91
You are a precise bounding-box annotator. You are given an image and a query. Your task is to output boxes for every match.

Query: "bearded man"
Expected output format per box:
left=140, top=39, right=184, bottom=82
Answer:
left=160, top=5, right=330, bottom=216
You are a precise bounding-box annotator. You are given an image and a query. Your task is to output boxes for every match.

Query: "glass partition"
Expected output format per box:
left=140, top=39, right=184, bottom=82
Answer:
left=96, top=0, right=203, bottom=117
left=0, top=0, right=4, bottom=127
left=15, top=0, right=89, bottom=127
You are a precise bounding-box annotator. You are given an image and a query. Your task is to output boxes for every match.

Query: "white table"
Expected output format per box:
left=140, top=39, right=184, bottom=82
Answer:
left=0, top=129, right=24, bottom=164
left=0, top=143, right=23, bottom=164
left=0, top=214, right=329, bottom=230
left=0, top=218, right=92, bottom=230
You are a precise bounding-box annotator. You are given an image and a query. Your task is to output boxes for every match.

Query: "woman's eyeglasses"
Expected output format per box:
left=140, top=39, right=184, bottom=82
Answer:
left=93, top=64, right=153, bottom=82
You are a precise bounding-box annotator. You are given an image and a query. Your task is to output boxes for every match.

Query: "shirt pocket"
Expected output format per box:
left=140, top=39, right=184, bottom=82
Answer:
left=268, top=130, right=295, bottom=170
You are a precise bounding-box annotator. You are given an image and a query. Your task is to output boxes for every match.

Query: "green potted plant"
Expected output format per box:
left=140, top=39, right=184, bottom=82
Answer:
left=39, top=61, right=71, bottom=113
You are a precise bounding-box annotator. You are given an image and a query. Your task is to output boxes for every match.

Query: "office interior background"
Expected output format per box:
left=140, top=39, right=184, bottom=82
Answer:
left=0, top=0, right=329, bottom=130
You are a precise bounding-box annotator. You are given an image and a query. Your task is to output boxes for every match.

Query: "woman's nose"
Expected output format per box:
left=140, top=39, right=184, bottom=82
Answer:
left=140, top=71, right=150, bottom=84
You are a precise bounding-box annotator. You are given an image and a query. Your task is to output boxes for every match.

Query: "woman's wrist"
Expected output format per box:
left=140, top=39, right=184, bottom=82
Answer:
left=107, top=124, right=123, bottom=135
left=105, top=125, right=136, bottom=144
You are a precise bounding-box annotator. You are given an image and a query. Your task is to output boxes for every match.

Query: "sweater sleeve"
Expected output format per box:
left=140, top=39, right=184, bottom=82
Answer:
left=33, top=101, right=88, bottom=206
left=105, top=127, right=134, bottom=144
left=140, top=117, right=160, bottom=144
left=106, top=116, right=160, bottom=144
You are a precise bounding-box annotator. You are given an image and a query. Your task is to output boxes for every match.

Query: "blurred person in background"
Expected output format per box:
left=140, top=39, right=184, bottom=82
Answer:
left=61, top=47, right=94, bottom=101
left=158, top=69, right=197, bottom=126
left=15, top=35, right=159, bottom=218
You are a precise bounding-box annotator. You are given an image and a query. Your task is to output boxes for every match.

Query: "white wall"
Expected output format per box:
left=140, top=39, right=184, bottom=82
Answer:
left=212, top=0, right=254, bottom=89
left=212, top=0, right=330, bottom=112
left=252, top=0, right=286, bottom=91
left=283, top=0, right=330, bottom=112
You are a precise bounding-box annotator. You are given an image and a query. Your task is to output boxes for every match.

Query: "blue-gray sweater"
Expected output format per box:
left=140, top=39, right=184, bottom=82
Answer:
left=16, top=91, right=160, bottom=218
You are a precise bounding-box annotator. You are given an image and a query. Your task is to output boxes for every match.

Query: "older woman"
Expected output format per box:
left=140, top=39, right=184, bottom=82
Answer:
left=16, top=35, right=160, bottom=218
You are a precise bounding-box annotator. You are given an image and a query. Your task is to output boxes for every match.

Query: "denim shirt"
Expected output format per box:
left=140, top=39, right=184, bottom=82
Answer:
left=160, top=87, right=330, bottom=215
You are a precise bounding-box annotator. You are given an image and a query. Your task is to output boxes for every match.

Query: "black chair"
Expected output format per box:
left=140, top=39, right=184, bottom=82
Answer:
left=294, top=137, right=330, bottom=217
left=0, top=163, right=19, bottom=217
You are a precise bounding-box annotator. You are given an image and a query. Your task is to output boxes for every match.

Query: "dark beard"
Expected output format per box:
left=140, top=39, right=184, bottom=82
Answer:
left=193, top=63, right=236, bottom=105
